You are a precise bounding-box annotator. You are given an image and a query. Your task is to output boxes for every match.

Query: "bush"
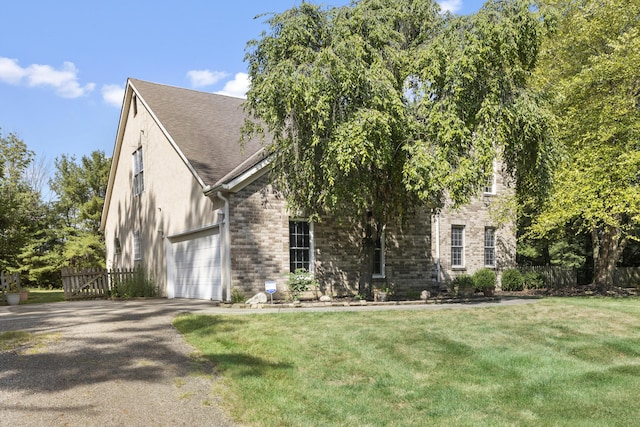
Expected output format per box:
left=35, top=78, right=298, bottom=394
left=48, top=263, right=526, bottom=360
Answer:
left=231, top=288, right=246, bottom=303
left=501, top=268, right=524, bottom=291
left=523, top=271, right=545, bottom=289
left=111, top=267, right=157, bottom=298
left=451, top=274, right=475, bottom=296
left=287, top=268, right=318, bottom=301
left=473, top=268, right=497, bottom=291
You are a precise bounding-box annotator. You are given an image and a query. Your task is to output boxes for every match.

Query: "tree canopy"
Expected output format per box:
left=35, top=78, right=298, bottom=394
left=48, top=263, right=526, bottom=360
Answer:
left=244, top=0, right=552, bottom=222
left=0, top=129, right=39, bottom=272
left=0, top=130, right=111, bottom=286
left=530, top=0, right=640, bottom=287
left=244, top=0, right=553, bottom=290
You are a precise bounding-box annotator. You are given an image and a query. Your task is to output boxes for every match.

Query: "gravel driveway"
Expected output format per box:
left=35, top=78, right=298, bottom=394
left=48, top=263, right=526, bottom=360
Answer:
left=0, top=299, right=237, bottom=427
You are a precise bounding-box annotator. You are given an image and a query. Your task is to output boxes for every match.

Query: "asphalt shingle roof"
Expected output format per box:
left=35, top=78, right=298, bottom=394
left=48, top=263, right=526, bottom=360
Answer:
left=129, top=79, right=265, bottom=187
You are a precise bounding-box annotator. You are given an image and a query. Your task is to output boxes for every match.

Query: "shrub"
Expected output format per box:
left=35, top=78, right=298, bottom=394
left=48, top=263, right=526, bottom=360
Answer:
left=523, top=271, right=545, bottom=289
left=231, top=288, right=246, bottom=304
left=473, top=268, right=497, bottom=291
left=501, top=268, right=524, bottom=291
left=287, top=268, right=318, bottom=301
left=452, top=274, right=475, bottom=296
left=111, top=267, right=157, bottom=298
left=405, top=290, right=421, bottom=301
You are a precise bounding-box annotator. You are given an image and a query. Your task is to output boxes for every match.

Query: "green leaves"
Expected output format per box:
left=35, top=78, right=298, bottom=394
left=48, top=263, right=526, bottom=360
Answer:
left=529, top=0, right=640, bottom=285
left=244, top=0, right=551, bottom=229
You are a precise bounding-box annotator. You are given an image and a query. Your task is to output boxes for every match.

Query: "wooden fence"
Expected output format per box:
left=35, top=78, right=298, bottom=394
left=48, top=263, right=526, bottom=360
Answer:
left=613, top=267, right=640, bottom=288
left=517, top=266, right=640, bottom=289
left=518, top=265, right=577, bottom=289
left=61, top=268, right=136, bottom=300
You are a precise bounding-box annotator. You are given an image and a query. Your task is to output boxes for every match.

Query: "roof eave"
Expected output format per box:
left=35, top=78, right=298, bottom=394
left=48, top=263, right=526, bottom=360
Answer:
left=203, top=153, right=272, bottom=197
left=100, top=79, right=133, bottom=232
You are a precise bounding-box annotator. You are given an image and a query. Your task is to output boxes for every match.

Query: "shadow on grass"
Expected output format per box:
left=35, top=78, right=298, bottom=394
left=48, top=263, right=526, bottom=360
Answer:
left=174, top=315, right=293, bottom=376
left=205, top=352, right=293, bottom=377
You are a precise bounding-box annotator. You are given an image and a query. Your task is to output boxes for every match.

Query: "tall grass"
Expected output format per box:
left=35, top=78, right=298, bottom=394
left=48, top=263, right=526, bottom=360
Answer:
left=110, top=267, right=157, bottom=298
left=175, top=298, right=640, bottom=426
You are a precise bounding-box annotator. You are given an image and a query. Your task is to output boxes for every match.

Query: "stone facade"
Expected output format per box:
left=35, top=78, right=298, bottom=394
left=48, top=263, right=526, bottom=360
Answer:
left=433, top=164, right=516, bottom=288
left=226, top=167, right=516, bottom=298
left=227, top=174, right=435, bottom=299
left=228, top=177, right=289, bottom=297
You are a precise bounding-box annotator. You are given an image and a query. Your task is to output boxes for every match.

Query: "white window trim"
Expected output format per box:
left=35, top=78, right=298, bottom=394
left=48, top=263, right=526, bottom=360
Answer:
left=132, top=145, right=144, bottom=196
left=289, top=219, right=315, bottom=274
left=483, top=160, right=497, bottom=195
left=484, top=227, right=496, bottom=268
left=451, top=225, right=465, bottom=269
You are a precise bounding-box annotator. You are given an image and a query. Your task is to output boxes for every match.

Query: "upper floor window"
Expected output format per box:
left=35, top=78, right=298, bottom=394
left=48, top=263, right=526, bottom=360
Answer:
left=484, top=227, right=496, bottom=267
left=133, top=147, right=144, bottom=195
left=451, top=225, right=464, bottom=268
left=483, top=161, right=496, bottom=194
left=483, top=173, right=495, bottom=194
left=289, top=220, right=311, bottom=272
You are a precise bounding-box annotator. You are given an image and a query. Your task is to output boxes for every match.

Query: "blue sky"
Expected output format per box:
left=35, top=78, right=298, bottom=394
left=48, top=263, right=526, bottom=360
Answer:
left=0, top=0, right=484, bottom=177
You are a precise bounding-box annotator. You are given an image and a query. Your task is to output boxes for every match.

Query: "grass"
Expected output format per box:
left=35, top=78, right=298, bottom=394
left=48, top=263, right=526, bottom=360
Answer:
left=174, top=298, right=640, bottom=426
left=22, top=288, right=65, bottom=304
left=0, top=330, right=61, bottom=353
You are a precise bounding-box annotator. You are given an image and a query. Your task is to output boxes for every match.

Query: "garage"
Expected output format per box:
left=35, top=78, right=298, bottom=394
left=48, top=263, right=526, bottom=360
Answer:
left=167, top=226, right=221, bottom=300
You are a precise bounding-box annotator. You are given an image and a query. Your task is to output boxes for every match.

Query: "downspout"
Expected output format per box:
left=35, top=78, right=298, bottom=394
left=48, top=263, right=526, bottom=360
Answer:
left=435, top=211, right=441, bottom=286
left=217, top=191, right=232, bottom=302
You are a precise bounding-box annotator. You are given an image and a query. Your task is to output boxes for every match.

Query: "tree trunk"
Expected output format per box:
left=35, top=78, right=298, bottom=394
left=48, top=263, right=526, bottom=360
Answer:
left=359, top=236, right=375, bottom=299
left=592, top=224, right=626, bottom=289
left=358, top=213, right=379, bottom=300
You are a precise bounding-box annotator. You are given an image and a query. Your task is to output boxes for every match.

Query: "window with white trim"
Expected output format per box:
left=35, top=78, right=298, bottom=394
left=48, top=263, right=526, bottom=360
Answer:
left=483, top=160, right=496, bottom=194
left=289, top=220, right=311, bottom=272
left=451, top=225, right=464, bottom=268
left=133, top=146, right=144, bottom=195
left=484, top=227, right=496, bottom=267
left=133, top=231, right=142, bottom=261
left=373, top=235, right=385, bottom=277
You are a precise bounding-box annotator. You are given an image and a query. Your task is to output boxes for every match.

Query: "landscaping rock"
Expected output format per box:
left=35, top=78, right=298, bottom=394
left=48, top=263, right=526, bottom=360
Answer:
left=319, top=295, right=332, bottom=302
left=245, top=292, right=268, bottom=304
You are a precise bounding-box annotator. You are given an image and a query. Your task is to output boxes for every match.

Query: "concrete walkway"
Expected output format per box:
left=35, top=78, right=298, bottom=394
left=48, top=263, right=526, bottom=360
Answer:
left=0, top=297, right=538, bottom=426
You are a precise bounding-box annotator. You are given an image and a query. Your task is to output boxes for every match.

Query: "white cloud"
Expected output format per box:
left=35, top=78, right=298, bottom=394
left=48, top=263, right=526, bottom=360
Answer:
left=102, top=84, right=125, bottom=107
left=0, top=57, right=26, bottom=84
left=437, top=0, right=462, bottom=13
left=0, top=57, right=94, bottom=98
left=187, top=69, right=229, bottom=88
left=216, top=73, right=250, bottom=98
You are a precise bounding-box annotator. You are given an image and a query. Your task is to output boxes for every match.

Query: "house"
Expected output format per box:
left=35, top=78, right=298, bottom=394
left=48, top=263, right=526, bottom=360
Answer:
left=100, top=78, right=514, bottom=301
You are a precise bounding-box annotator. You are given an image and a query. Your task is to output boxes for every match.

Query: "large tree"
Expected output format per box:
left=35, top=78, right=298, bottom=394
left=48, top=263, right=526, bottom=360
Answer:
left=531, top=0, right=640, bottom=288
left=49, top=150, right=111, bottom=269
left=0, top=129, right=40, bottom=272
left=244, top=0, right=552, bottom=291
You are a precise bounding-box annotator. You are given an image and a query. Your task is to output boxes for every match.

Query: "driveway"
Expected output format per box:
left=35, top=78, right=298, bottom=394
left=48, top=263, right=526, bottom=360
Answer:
left=1, top=297, right=538, bottom=426
left=0, top=299, right=237, bottom=427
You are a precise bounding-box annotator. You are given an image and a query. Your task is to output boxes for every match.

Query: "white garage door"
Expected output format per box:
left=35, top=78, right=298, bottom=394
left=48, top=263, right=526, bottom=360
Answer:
left=168, top=227, right=221, bottom=300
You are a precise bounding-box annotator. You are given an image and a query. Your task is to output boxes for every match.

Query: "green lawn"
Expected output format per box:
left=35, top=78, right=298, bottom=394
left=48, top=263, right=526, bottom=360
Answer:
left=174, top=298, right=640, bottom=426
left=22, top=288, right=65, bottom=304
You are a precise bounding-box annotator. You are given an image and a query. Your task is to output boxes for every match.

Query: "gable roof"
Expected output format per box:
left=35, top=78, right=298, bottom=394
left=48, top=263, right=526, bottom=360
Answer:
left=129, top=78, right=265, bottom=186
left=101, top=78, right=268, bottom=231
